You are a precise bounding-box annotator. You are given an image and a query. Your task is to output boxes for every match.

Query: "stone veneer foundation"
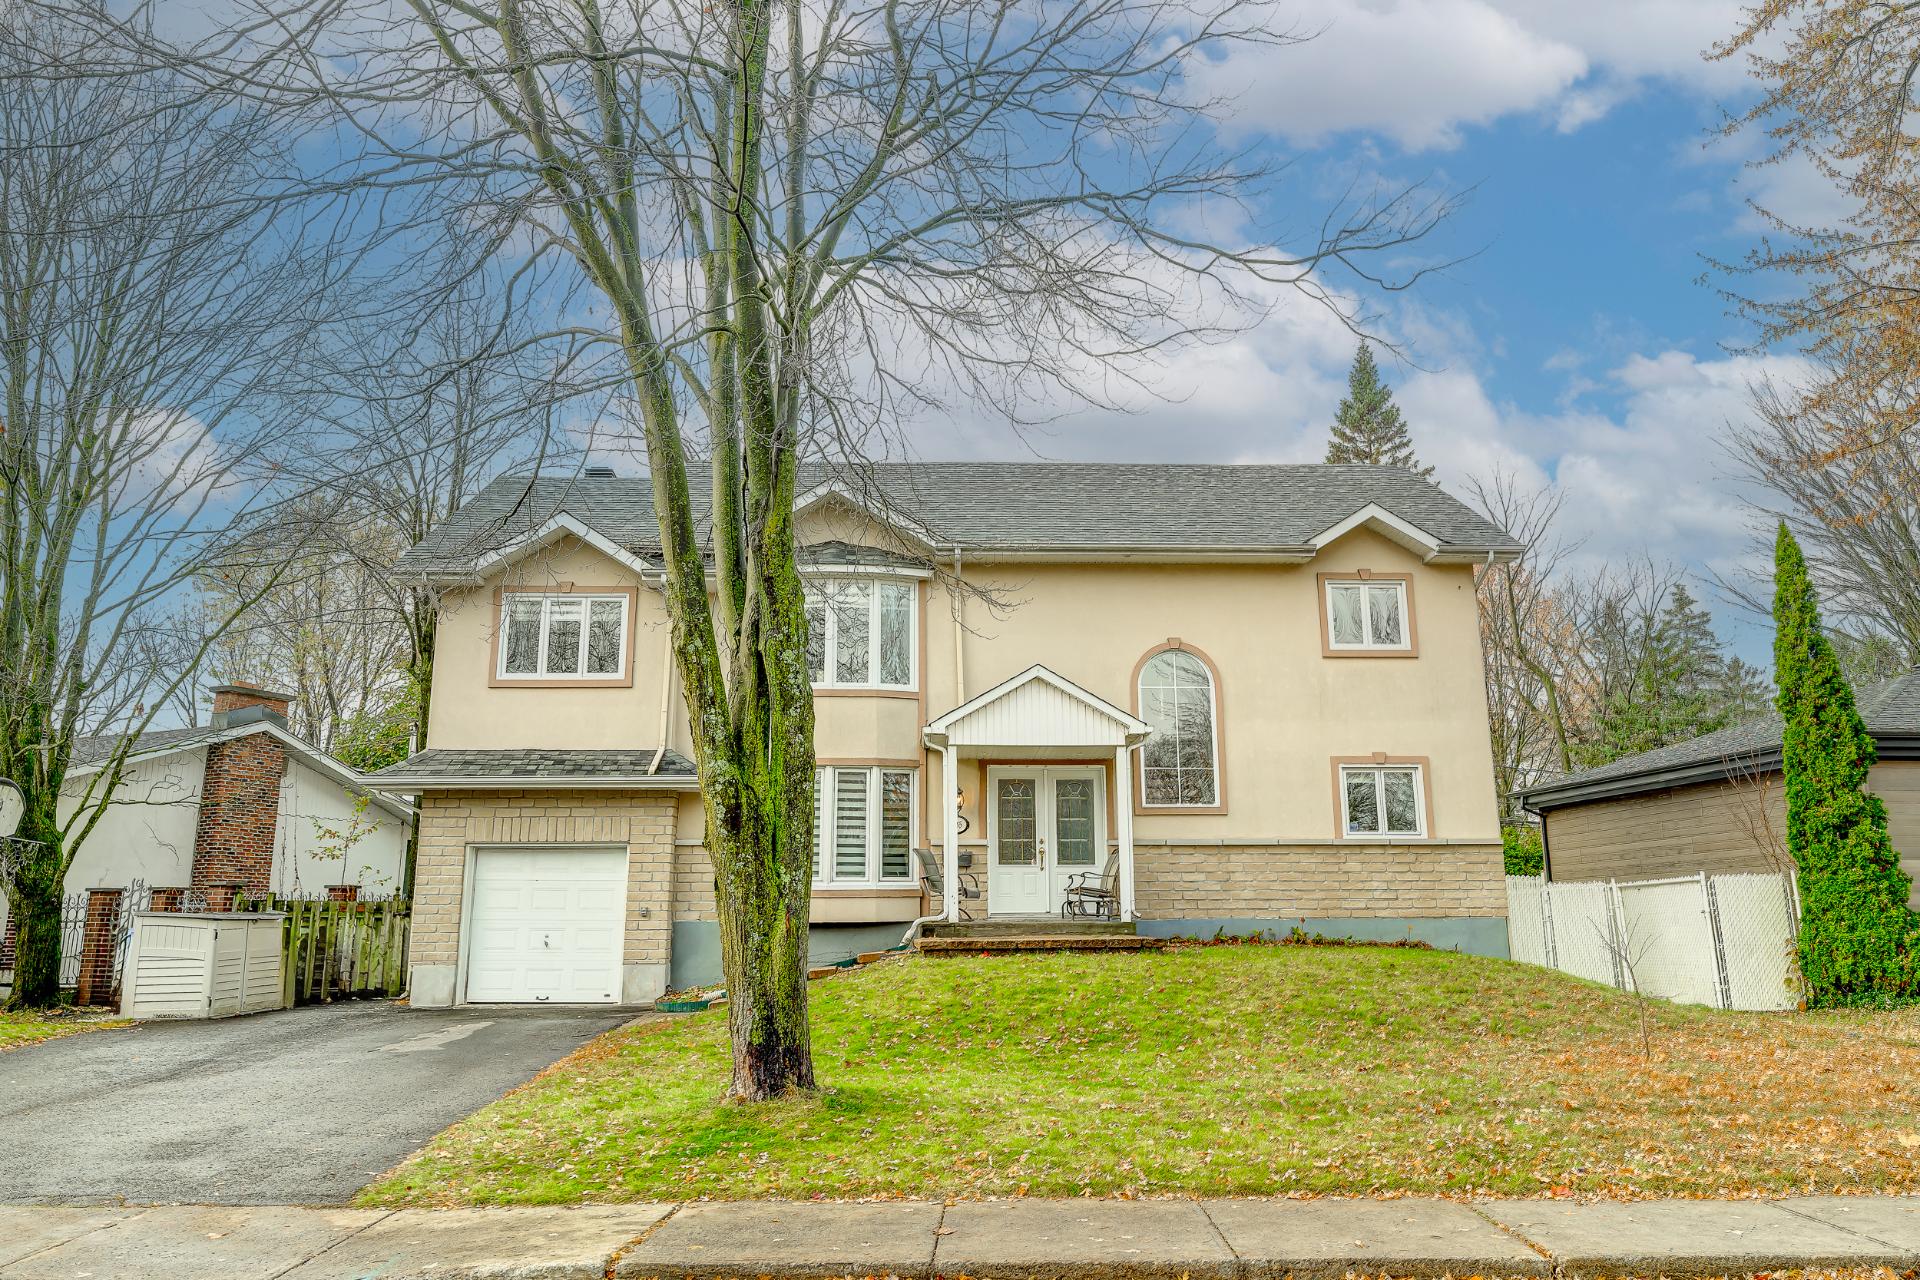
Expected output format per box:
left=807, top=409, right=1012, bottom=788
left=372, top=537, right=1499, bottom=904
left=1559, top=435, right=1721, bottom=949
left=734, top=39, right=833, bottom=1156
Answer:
left=411, top=794, right=1509, bottom=1002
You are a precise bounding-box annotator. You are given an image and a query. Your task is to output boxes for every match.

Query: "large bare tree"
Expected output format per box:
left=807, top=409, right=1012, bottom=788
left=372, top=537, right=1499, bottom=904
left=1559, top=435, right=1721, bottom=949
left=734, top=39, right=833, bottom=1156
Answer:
left=0, top=8, right=335, bottom=1007
left=1715, top=2, right=1920, bottom=457
left=133, top=0, right=1461, bottom=1096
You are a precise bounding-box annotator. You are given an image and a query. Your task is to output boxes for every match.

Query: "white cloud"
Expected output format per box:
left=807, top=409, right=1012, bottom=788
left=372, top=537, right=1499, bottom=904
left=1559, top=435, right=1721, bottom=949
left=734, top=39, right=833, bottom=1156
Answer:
left=1189, top=0, right=1757, bottom=152
left=1190, top=0, right=1588, bottom=150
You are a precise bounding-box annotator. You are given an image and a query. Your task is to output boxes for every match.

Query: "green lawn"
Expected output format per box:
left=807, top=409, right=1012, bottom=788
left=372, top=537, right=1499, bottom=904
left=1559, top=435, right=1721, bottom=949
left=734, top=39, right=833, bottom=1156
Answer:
left=362, top=944, right=1920, bottom=1206
left=0, top=1008, right=127, bottom=1051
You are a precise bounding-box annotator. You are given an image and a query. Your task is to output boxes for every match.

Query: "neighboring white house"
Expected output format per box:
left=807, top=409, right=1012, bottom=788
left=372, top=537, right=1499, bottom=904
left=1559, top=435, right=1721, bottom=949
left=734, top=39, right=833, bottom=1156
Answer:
left=0, top=684, right=411, bottom=952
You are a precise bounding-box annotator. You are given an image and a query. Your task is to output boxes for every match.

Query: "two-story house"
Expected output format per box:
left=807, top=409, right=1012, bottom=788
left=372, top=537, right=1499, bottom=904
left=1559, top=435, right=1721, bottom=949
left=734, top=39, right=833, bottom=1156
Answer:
left=370, top=462, right=1521, bottom=1006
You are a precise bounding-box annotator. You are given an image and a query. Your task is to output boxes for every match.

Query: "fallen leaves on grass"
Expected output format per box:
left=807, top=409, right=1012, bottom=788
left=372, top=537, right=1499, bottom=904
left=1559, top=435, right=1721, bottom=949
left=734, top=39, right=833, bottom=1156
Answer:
left=360, top=948, right=1920, bottom=1207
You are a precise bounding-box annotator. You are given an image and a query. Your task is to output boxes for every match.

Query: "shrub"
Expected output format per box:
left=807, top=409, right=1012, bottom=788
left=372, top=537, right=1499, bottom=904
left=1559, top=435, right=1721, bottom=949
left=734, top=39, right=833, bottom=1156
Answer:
left=1502, top=824, right=1544, bottom=876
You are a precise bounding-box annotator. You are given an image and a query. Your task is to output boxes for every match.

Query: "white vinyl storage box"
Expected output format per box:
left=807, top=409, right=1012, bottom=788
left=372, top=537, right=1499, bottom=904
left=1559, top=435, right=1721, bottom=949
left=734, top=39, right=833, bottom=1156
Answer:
left=119, top=911, right=290, bottom=1019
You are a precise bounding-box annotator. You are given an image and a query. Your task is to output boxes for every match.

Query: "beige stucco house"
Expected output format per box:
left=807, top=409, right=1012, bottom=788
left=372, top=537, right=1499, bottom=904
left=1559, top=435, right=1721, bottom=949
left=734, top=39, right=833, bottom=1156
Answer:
left=369, top=462, right=1521, bottom=1006
left=1516, top=670, right=1920, bottom=905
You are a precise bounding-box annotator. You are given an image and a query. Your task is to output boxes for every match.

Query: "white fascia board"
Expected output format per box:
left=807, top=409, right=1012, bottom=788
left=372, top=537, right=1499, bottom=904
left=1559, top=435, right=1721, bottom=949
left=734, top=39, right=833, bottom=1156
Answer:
left=791, top=483, right=940, bottom=551
left=469, top=513, right=653, bottom=580
left=924, top=662, right=1152, bottom=739
left=1427, top=547, right=1525, bottom=566
left=1308, top=504, right=1443, bottom=560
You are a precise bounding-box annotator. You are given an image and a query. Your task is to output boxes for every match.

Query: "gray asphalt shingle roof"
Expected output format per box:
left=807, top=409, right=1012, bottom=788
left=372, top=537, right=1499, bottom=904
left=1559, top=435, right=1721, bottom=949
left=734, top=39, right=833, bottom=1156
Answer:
left=69, top=724, right=226, bottom=768
left=1519, top=669, right=1920, bottom=806
left=368, top=747, right=697, bottom=783
left=395, top=463, right=1520, bottom=577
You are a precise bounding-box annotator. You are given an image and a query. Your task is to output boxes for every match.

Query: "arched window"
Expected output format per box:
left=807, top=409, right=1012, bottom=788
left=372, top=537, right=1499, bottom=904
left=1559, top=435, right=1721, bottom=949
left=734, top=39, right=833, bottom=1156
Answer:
left=1136, top=646, right=1220, bottom=808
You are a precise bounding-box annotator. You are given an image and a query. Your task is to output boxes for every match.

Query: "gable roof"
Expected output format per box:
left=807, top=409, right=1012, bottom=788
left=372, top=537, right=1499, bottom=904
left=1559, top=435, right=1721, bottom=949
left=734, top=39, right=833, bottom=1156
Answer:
left=925, top=664, right=1152, bottom=748
left=68, top=717, right=414, bottom=820
left=1516, top=669, right=1920, bottom=810
left=395, top=463, right=1521, bottom=581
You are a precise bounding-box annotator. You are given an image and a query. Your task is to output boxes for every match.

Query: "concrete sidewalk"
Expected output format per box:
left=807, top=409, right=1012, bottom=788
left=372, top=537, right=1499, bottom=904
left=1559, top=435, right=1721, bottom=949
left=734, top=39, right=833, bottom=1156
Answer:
left=3, top=1195, right=1919, bottom=1279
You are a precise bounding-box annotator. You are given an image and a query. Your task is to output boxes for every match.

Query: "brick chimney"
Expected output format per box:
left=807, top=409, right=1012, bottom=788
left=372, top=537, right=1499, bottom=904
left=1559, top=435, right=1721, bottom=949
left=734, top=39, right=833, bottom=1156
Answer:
left=209, top=682, right=292, bottom=728
left=191, top=682, right=294, bottom=902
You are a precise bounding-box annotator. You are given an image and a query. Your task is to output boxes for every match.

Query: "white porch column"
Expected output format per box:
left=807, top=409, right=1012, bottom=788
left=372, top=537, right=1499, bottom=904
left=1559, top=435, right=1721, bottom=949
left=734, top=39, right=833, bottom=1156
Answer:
left=1115, top=743, right=1136, bottom=922
left=938, top=742, right=961, bottom=922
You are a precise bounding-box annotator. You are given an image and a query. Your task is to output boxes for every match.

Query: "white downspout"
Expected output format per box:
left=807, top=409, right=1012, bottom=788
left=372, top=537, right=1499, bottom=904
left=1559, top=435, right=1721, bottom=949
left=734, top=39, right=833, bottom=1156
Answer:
left=951, top=545, right=966, bottom=704
left=649, top=618, right=674, bottom=775
left=900, top=738, right=961, bottom=945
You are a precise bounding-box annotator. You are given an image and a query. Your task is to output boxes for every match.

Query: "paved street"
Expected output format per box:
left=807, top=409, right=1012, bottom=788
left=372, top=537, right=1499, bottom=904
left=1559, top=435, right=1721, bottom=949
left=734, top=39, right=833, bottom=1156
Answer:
left=3, top=1196, right=1920, bottom=1278
left=0, top=1001, right=632, bottom=1205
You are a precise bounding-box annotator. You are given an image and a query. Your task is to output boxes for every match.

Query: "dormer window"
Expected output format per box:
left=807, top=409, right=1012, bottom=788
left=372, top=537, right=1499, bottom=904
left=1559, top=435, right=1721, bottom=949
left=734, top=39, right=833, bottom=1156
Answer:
left=497, top=591, right=632, bottom=683
left=804, top=579, right=916, bottom=691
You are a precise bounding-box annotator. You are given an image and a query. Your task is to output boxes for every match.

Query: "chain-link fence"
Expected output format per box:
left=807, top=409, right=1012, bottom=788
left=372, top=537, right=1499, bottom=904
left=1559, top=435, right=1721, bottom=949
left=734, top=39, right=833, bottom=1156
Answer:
left=1507, top=870, right=1801, bottom=1011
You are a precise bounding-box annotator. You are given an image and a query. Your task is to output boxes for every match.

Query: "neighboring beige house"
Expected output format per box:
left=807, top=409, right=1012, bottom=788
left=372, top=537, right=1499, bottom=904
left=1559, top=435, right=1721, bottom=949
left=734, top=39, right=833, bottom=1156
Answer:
left=1516, top=670, right=1920, bottom=907
left=369, top=462, right=1521, bottom=1006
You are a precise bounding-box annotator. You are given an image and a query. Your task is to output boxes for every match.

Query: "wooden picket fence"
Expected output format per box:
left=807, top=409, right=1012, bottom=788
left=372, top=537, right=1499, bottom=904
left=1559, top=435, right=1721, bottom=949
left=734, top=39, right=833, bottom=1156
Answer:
left=234, top=893, right=410, bottom=1006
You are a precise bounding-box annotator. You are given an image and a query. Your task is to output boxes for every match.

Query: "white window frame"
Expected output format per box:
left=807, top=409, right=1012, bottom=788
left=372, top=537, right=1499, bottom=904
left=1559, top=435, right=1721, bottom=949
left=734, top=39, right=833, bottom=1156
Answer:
left=497, top=592, right=630, bottom=681
left=1136, top=650, right=1221, bottom=809
left=1339, top=764, right=1426, bottom=839
left=805, top=576, right=918, bottom=691
left=812, top=765, right=917, bottom=886
left=1324, top=579, right=1411, bottom=652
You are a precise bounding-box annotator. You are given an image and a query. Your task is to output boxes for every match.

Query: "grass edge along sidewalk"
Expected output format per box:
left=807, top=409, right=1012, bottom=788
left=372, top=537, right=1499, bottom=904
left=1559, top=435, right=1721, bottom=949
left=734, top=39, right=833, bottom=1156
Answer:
left=363, top=945, right=1920, bottom=1205
left=4, top=1196, right=1920, bottom=1278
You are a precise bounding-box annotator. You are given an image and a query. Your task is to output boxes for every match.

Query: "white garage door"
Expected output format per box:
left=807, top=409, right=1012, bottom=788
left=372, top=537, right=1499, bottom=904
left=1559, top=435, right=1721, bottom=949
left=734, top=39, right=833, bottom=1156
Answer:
left=466, top=847, right=626, bottom=1004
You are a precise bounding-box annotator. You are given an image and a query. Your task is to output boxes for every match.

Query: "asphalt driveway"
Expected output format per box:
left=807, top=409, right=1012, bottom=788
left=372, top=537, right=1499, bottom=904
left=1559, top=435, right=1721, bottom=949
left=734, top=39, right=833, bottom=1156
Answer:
left=0, top=1001, right=632, bottom=1206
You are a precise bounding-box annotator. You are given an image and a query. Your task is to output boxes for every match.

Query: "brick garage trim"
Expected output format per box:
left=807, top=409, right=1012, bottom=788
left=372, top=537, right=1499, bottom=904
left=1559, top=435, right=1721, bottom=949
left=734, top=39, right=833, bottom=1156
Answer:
left=411, top=790, right=678, bottom=980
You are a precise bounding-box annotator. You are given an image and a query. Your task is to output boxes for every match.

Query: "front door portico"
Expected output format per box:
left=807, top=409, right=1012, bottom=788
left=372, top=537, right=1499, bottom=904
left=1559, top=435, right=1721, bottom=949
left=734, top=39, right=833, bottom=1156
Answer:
left=925, top=665, right=1152, bottom=924
left=987, top=766, right=1107, bottom=916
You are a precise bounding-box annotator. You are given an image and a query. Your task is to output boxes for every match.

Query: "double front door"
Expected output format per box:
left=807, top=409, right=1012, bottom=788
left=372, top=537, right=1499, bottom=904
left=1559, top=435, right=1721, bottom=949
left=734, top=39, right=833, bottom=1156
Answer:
left=986, top=766, right=1107, bottom=915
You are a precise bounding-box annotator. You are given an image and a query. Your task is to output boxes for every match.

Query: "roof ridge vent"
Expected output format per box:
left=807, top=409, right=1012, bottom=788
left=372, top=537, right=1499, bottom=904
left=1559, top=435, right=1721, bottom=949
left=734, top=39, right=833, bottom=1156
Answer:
left=584, top=465, right=617, bottom=478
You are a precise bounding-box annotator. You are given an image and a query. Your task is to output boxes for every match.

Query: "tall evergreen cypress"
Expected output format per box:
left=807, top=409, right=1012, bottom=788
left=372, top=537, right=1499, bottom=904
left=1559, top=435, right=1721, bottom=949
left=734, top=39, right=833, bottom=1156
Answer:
left=1325, top=343, right=1432, bottom=477
left=1773, top=523, right=1920, bottom=1006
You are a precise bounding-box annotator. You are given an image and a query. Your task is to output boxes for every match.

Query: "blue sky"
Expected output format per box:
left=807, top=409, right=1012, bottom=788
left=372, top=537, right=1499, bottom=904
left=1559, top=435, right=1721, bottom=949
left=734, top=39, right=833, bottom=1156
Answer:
left=924, top=0, right=1815, bottom=666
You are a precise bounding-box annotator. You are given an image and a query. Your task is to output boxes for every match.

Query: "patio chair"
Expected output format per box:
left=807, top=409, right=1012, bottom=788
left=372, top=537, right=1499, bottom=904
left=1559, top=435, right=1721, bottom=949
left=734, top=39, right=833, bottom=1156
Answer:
left=1061, top=850, right=1119, bottom=919
left=914, top=847, right=981, bottom=921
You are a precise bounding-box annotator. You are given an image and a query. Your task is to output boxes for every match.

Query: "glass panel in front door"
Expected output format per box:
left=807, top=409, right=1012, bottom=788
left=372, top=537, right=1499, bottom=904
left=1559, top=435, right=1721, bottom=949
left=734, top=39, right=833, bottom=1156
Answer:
left=996, top=777, right=1038, bottom=865
left=1053, top=778, right=1096, bottom=866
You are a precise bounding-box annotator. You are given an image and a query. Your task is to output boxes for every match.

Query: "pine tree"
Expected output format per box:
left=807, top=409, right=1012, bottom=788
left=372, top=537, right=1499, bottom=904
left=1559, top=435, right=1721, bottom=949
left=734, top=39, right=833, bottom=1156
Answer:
left=1325, top=343, right=1433, bottom=477
left=1773, top=523, right=1920, bottom=1007
left=1587, top=583, right=1743, bottom=760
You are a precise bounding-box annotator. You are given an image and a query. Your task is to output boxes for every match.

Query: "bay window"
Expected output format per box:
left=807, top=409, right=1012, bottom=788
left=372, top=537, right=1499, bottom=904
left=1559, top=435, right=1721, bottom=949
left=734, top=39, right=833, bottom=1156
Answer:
left=805, top=578, right=916, bottom=690
left=812, top=766, right=916, bottom=885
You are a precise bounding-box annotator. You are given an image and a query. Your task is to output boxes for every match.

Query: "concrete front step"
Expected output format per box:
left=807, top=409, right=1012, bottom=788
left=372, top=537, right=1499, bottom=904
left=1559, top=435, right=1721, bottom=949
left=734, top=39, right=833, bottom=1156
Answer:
left=921, top=918, right=1136, bottom=939
left=917, top=933, right=1166, bottom=955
